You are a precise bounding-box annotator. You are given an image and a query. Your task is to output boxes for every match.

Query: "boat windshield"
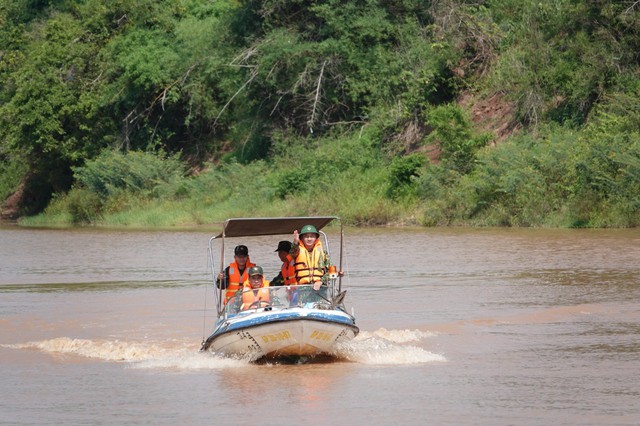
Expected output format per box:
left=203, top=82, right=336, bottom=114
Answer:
left=223, top=284, right=340, bottom=316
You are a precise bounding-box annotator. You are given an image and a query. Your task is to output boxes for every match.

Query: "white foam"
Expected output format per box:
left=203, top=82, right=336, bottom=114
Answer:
left=131, top=351, right=250, bottom=370
left=5, top=328, right=446, bottom=367
left=334, top=328, right=446, bottom=365
left=4, top=338, right=249, bottom=369
left=359, top=328, right=438, bottom=343
left=7, top=337, right=163, bottom=361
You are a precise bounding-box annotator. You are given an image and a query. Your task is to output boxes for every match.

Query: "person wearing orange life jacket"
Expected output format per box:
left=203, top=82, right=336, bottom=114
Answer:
left=240, top=266, right=271, bottom=310
left=269, top=240, right=296, bottom=287
left=291, top=224, right=342, bottom=291
left=216, top=244, right=256, bottom=303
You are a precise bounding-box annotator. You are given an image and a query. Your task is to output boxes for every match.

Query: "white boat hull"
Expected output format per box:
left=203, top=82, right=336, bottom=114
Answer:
left=203, top=308, right=358, bottom=359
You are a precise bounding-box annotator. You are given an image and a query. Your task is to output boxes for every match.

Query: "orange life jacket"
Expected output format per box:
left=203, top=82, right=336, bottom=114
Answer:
left=225, top=259, right=256, bottom=302
left=293, top=239, right=326, bottom=284
left=281, top=254, right=297, bottom=286
left=241, top=279, right=270, bottom=310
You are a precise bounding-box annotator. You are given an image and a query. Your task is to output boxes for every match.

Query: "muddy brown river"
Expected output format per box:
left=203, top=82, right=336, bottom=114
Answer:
left=1, top=226, right=639, bottom=425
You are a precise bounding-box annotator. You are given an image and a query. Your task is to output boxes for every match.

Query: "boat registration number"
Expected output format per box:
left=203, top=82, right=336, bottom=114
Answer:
left=261, top=331, right=292, bottom=343
left=310, top=330, right=333, bottom=341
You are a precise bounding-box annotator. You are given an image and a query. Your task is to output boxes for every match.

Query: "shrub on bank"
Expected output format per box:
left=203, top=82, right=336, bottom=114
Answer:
left=417, top=116, right=640, bottom=227
left=27, top=188, right=101, bottom=226
left=74, top=150, right=186, bottom=197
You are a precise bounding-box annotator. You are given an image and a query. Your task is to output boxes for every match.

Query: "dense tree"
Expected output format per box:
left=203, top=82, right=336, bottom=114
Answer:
left=1, top=0, right=639, bottom=226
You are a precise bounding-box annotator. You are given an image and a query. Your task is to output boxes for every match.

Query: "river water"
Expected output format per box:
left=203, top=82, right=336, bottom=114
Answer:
left=1, top=225, right=639, bottom=425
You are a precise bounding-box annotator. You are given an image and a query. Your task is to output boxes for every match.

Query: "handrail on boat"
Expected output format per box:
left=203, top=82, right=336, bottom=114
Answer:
left=221, top=284, right=348, bottom=318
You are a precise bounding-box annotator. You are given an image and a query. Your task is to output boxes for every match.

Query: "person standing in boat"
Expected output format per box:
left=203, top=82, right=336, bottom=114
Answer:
left=240, top=266, right=270, bottom=310
left=269, top=240, right=296, bottom=287
left=291, top=224, right=338, bottom=291
left=216, top=244, right=255, bottom=303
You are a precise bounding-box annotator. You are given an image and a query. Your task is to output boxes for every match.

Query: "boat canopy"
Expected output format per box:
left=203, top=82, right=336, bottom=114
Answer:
left=214, top=216, right=339, bottom=238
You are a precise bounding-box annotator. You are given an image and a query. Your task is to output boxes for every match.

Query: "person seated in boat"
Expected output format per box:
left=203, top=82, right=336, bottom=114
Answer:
left=291, top=224, right=342, bottom=291
left=216, top=244, right=255, bottom=304
left=240, top=266, right=271, bottom=310
left=271, top=240, right=299, bottom=305
left=269, top=240, right=296, bottom=287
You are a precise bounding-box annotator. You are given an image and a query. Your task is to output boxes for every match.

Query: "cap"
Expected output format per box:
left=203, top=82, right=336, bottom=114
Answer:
left=275, top=240, right=292, bottom=252
left=248, top=266, right=263, bottom=276
left=300, top=224, right=319, bottom=236
left=234, top=245, right=249, bottom=256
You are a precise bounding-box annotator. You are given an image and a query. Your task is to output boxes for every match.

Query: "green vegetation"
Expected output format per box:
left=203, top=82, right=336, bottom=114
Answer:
left=2, top=0, right=640, bottom=228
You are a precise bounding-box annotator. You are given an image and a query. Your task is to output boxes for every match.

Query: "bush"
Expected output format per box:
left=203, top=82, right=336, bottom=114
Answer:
left=570, top=112, right=640, bottom=226
left=73, top=149, right=186, bottom=197
left=426, top=104, right=490, bottom=174
left=39, top=188, right=102, bottom=225
left=386, top=153, right=424, bottom=200
left=273, top=168, right=312, bottom=199
left=269, top=130, right=384, bottom=199
left=65, top=188, right=103, bottom=224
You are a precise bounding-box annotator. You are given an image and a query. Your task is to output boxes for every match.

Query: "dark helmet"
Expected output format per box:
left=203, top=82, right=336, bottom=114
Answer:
left=275, top=240, right=292, bottom=252
left=248, top=266, right=264, bottom=276
left=299, top=224, right=319, bottom=236
left=234, top=245, right=249, bottom=256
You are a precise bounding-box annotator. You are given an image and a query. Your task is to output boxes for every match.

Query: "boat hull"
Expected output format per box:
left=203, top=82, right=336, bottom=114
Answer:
left=203, top=308, right=359, bottom=360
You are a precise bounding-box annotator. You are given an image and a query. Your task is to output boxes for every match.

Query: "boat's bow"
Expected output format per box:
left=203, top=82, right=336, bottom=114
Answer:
left=202, top=285, right=358, bottom=359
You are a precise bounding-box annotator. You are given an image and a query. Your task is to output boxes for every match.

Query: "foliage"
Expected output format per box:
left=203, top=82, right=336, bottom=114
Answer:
left=73, top=149, right=186, bottom=197
left=3, top=0, right=640, bottom=228
left=426, top=104, right=490, bottom=174
left=60, top=188, right=104, bottom=225
left=418, top=113, right=640, bottom=227
left=268, top=128, right=384, bottom=199
left=485, top=0, right=640, bottom=127
left=386, top=153, right=424, bottom=200
left=0, top=152, right=27, bottom=202
left=225, top=0, right=461, bottom=137
left=0, top=0, right=241, bottom=208
left=570, top=111, right=640, bottom=226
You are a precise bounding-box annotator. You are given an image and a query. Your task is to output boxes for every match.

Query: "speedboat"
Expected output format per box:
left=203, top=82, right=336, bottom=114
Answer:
left=200, top=216, right=359, bottom=361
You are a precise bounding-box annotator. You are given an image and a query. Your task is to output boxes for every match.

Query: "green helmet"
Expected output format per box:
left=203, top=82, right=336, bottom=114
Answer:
left=248, top=266, right=264, bottom=276
left=300, top=224, right=319, bottom=236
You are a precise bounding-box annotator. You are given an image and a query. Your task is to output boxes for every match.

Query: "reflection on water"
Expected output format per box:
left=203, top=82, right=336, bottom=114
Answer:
left=1, top=226, right=640, bottom=425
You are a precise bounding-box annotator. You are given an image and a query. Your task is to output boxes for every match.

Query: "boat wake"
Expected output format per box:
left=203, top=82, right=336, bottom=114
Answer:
left=4, top=337, right=246, bottom=369
left=334, top=328, right=446, bottom=364
left=4, top=328, right=445, bottom=368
